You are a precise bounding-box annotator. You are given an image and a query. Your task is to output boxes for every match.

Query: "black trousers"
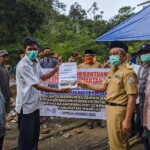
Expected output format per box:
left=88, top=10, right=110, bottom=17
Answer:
left=0, top=136, right=4, bottom=150
left=18, top=109, right=40, bottom=150
left=135, top=104, right=143, bottom=134
left=130, top=104, right=143, bottom=135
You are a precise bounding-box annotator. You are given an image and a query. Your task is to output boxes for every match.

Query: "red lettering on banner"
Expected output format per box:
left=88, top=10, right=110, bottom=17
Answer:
left=77, top=71, right=108, bottom=77
left=43, top=69, right=108, bottom=84
left=89, top=72, right=93, bottom=76
left=104, top=72, right=108, bottom=76
left=100, top=72, right=104, bottom=76
left=87, top=72, right=90, bottom=76
left=89, top=78, right=92, bottom=82
left=83, top=72, right=86, bottom=76
left=78, top=72, right=82, bottom=76
left=43, top=78, right=58, bottom=83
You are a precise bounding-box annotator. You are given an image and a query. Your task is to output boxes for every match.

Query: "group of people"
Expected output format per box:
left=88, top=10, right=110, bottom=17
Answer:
left=78, top=42, right=150, bottom=150
left=0, top=36, right=150, bottom=150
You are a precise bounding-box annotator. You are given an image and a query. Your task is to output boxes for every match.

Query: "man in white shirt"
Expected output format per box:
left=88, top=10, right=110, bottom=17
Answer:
left=16, top=36, right=70, bottom=150
left=127, top=53, right=143, bottom=141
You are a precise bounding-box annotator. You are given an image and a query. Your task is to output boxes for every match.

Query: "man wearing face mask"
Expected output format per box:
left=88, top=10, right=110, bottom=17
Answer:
left=126, top=54, right=143, bottom=140
left=78, top=49, right=103, bottom=129
left=15, top=36, right=70, bottom=150
left=78, top=49, right=101, bottom=68
left=78, top=41, right=138, bottom=150
left=136, top=44, right=150, bottom=149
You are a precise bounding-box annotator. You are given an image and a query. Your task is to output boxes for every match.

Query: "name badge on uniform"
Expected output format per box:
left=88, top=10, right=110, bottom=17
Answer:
left=128, top=77, right=135, bottom=83
left=114, top=75, right=121, bottom=79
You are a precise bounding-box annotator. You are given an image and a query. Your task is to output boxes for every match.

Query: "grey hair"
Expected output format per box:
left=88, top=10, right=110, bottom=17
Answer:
left=120, top=48, right=126, bottom=54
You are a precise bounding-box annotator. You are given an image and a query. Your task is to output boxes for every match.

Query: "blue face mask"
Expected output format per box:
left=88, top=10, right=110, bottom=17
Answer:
left=109, top=55, right=120, bottom=66
left=140, top=53, right=150, bottom=62
left=27, top=51, right=38, bottom=60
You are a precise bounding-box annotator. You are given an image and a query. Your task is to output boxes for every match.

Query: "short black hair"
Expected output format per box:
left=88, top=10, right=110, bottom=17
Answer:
left=84, top=49, right=93, bottom=55
left=23, top=36, right=39, bottom=49
left=43, top=47, right=50, bottom=51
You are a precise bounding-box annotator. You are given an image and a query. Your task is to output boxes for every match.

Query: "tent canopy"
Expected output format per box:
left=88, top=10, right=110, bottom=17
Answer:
left=95, top=5, right=150, bottom=42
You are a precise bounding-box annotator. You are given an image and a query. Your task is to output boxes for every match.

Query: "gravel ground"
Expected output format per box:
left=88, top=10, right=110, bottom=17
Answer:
left=3, top=119, right=144, bottom=150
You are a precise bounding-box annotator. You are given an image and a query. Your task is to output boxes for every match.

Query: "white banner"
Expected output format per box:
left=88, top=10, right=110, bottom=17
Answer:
left=40, top=68, right=109, bottom=120
left=59, top=62, right=77, bottom=89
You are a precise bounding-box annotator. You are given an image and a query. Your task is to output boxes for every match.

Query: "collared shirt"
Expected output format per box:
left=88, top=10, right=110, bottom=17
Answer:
left=103, top=62, right=138, bottom=105
left=131, top=63, right=140, bottom=104
left=138, top=63, right=150, bottom=106
left=78, top=61, right=102, bottom=68
left=143, top=72, right=150, bottom=130
left=0, top=64, right=10, bottom=100
left=40, top=57, right=58, bottom=68
left=131, top=63, right=140, bottom=75
left=15, top=55, right=44, bottom=114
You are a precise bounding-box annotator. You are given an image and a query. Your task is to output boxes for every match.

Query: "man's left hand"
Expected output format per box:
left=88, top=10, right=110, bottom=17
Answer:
left=122, top=119, right=131, bottom=134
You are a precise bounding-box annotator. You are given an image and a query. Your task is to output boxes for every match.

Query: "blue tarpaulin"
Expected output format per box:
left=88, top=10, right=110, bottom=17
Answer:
left=95, top=5, right=150, bottom=42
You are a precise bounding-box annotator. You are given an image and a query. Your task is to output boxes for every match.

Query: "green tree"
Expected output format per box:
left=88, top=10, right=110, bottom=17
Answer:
left=69, top=2, right=87, bottom=23
left=108, top=6, right=135, bottom=29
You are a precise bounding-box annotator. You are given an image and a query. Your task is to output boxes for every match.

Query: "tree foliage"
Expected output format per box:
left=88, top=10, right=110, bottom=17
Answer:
left=0, top=1, right=144, bottom=65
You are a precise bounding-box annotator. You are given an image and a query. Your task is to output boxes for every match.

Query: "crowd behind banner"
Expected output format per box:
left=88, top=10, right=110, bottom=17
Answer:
left=0, top=37, right=150, bottom=150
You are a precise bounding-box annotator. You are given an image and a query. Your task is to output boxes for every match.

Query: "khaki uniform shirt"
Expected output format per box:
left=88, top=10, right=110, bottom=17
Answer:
left=103, top=62, right=138, bottom=105
left=78, top=61, right=102, bottom=68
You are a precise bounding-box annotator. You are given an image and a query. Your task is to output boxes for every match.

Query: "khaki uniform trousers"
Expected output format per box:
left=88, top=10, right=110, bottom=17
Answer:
left=106, top=105, right=129, bottom=150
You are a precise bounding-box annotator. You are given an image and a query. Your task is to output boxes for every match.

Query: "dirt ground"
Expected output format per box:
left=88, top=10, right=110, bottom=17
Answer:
left=5, top=82, right=144, bottom=150
left=3, top=118, right=144, bottom=150
left=38, top=124, right=144, bottom=150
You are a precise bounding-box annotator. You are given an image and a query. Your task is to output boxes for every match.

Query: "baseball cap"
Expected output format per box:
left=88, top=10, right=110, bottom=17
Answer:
left=110, top=41, right=128, bottom=52
left=137, top=44, right=150, bottom=53
left=0, top=50, right=8, bottom=56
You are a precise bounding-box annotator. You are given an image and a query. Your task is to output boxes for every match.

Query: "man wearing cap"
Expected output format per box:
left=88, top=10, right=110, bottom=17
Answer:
left=78, top=49, right=103, bottom=129
left=0, top=50, right=11, bottom=149
left=78, top=49, right=101, bottom=68
left=137, top=44, right=150, bottom=149
left=126, top=53, right=143, bottom=140
left=78, top=41, right=138, bottom=150
left=0, top=50, right=11, bottom=113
